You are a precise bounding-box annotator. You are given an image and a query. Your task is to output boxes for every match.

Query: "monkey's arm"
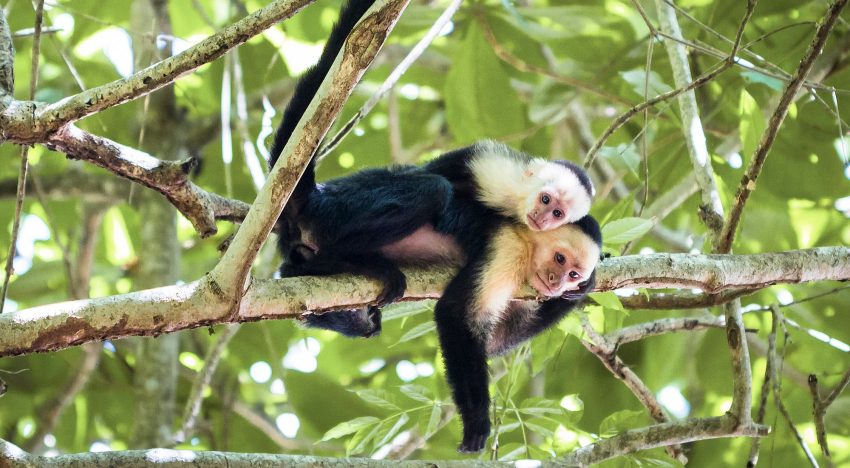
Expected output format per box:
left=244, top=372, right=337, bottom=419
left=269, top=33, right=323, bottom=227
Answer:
left=434, top=263, right=491, bottom=453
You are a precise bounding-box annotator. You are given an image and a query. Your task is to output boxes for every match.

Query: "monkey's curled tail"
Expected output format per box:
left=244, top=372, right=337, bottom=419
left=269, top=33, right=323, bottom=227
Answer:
left=268, top=0, right=376, bottom=206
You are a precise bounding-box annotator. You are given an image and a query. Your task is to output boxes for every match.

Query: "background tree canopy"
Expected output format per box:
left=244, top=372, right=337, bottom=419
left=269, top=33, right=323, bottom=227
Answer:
left=0, top=0, right=849, bottom=466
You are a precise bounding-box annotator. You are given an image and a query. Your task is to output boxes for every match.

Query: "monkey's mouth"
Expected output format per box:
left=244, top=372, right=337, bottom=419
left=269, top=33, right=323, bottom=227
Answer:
left=526, top=215, right=542, bottom=231
left=535, top=273, right=553, bottom=295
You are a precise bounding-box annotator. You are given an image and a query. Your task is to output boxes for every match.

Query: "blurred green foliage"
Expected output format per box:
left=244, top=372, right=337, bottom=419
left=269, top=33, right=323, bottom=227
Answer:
left=1, top=0, right=849, bottom=465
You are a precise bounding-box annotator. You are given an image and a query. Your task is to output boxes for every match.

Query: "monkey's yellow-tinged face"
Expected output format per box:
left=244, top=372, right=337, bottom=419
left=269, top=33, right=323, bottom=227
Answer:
left=526, top=225, right=599, bottom=297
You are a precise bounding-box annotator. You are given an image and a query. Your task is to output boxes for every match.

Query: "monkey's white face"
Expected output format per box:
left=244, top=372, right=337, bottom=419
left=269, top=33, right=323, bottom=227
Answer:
left=521, top=162, right=592, bottom=231
left=526, top=225, right=599, bottom=297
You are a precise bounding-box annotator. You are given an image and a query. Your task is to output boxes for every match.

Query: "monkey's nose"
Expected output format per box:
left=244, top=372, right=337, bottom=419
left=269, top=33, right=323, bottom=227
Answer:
left=548, top=273, right=557, bottom=285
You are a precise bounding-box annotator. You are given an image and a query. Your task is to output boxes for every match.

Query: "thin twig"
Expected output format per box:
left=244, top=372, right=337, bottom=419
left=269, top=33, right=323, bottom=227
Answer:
left=580, top=317, right=687, bottom=463
left=808, top=375, right=832, bottom=467
left=770, top=306, right=820, bottom=467
left=1, top=0, right=45, bottom=314
left=582, top=61, right=730, bottom=170
left=177, top=324, right=242, bottom=443
left=822, top=367, right=850, bottom=408
left=315, top=0, right=461, bottom=161
left=747, top=304, right=777, bottom=467
left=718, top=0, right=850, bottom=253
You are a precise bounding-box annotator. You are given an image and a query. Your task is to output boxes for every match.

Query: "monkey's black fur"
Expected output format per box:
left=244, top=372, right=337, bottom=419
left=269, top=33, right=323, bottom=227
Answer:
left=268, top=0, right=603, bottom=454
left=270, top=0, right=452, bottom=309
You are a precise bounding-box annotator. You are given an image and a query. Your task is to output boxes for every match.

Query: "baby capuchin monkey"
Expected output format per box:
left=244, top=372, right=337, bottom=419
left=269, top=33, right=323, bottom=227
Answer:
left=425, top=140, right=595, bottom=230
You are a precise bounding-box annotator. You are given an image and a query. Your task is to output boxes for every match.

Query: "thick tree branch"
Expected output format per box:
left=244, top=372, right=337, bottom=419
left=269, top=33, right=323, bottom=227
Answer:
left=1, top=247, right=847, bottom=357
left=0, top=417, right=769, bottom=467
left=0, top=0, right=314, bottom=141
left=597, top=247, right=850, bottom=292
left=717, top=0, right=849, bottom=254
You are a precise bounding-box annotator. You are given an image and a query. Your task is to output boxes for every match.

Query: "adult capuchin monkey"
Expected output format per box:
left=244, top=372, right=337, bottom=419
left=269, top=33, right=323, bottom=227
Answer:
left=268, top=0, right=603, bottom=453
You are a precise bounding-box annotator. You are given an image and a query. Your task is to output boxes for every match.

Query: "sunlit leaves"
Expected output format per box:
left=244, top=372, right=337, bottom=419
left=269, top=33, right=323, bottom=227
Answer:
left=445, top=22, right=526, bottom=144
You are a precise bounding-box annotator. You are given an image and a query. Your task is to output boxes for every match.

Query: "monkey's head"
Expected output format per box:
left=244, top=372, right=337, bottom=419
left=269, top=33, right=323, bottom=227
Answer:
left=521, top=159, right=594, bottom=231
left=526, top=215, right=601, bottom=297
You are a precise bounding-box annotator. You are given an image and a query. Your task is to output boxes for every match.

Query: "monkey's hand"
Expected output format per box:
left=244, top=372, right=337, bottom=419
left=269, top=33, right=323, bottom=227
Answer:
left=375, top=270, right=406, bottom=307
left=457, top=416, right=490, bottom=453
left=562, top=270, right=597, bottom=301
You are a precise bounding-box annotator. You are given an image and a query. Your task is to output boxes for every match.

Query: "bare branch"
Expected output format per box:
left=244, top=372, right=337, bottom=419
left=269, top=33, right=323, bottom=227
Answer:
left=582, top=61, right=730, bottom=170
left=0, top=0, right=314, bottom=141
left=769, top=306, right=819, bottom=466
left=597, top=247, right=850, bottom=293
left=43, top=125, right=250, bottom=237
left=718, top=0, right=850, bottom=254
left=580, top=317, right=686, bottom=462
left=561, top=416, right=768, bottom=466
left=618, top=289, right=756, bottom=310
left=0, top=418, right=768, bottom=467
left=1, top=247, right=848, bottom=357
left=823, top=367, right=850, bottom=408
left=724, top=299, right=753, bottom=424
left=608, top=316, right=724, bottom=345
left=654, top=0, right=730, bottom=238
left=177, top=324, right=241, bottom=443
left=0, top=9, right=14, bottom=94
left=808, top=374, right=832, bottom=465
left=317, top=0, right=462, bottom=160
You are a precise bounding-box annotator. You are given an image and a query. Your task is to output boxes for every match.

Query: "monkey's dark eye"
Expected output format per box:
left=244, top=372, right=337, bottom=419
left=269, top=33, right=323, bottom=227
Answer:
left=569, top=271, right=581, bottom=280
left=554, top=253, right=565, bottom=265
left=541, top=194, right=550, bottom=205
left=553, top=209, right=563, bottom=218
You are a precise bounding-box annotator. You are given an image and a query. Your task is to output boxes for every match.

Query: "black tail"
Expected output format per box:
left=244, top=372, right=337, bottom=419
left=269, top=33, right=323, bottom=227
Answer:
left=269, top=0, right=376, bottom=201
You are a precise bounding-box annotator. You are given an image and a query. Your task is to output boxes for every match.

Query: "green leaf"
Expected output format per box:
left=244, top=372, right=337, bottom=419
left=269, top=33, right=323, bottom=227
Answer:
left=599, top=409, right=650, bottom=436
left=392, top=321, right=436, bottom=346
left=382, top=301, right=434, bottom=321
left=445, top=22, right=526, bottom=144
left=599, top=144, right=640, bottom=175
left=518, top=397, right=566, bottom=416
left=373, top=413, right=410, bottom=448
left=524, top=420, right=555, bottom=438
left=739, top=90, right=766, bottom=159
left=320, top=416, right=379, bottom=441
left=348, top=420, right=383, bottom=455
left=399, top=385, right=433, bottom=403
left=620, top=70, right=673, bottom=98
left=424, top=404, right=442, bottom=438
left=589, top=291, right=624, bottom=310
left=601, top=217, right=653, bottom=245
left=354, top=390, right=400, bottom=411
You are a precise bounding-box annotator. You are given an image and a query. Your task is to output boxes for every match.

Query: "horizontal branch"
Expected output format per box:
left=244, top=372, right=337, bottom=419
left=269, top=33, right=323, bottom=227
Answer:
left=0, top=0, right=313, bottom=141
left=561, top=416, right=768, bottom=466
left=1, top=247, right=847, bottom=357
left=42, top=125, right=250, bottom=237
left=598, top=247, right=850, bottom=292
left=0, top=416, right=769, bottom=467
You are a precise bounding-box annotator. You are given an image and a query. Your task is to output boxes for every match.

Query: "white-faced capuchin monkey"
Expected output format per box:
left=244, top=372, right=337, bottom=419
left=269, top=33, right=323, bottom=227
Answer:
left=266, top=0, right=603, bottom=454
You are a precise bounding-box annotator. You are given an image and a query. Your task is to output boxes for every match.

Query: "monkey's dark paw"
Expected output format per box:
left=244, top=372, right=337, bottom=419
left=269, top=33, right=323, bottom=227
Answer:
left=457, top=419, right=490, bottom=453
left=363, top=306, right=382, bottom=338
left=375, top=274, right=406, bottom=307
